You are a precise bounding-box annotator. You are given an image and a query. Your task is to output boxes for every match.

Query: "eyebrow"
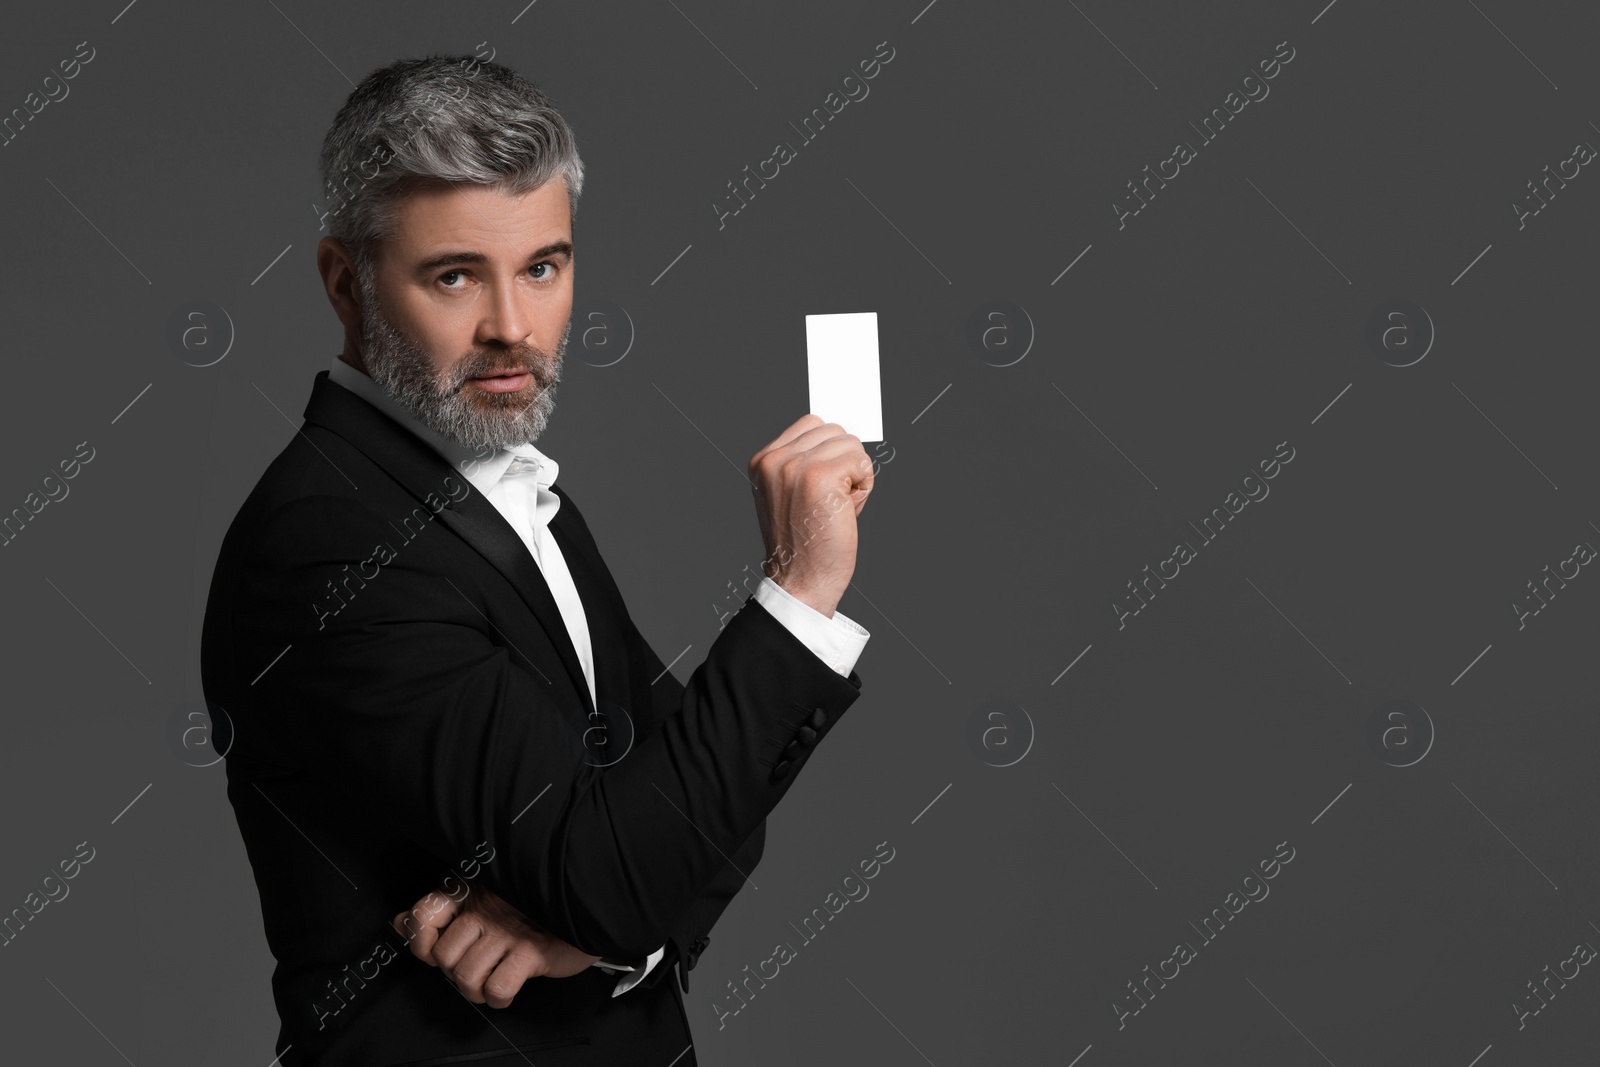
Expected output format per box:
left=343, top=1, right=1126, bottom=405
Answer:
left=414, top=240, right=574, bottom=275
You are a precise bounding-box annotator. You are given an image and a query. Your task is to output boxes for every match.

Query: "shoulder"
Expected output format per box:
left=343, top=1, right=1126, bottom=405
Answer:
left=219, top=423, right=412, bottom=566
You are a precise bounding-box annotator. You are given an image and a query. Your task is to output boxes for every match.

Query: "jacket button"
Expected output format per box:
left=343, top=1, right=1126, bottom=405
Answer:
left=783, top=738, right=802, bottom=760
left=808, top=707, right=828, bottom=730
left=798, top=725, right=818, bottom=746
left=772, top=759, right=793, bottom=781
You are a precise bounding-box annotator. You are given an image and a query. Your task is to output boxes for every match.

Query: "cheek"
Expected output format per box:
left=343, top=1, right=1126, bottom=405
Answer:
left=400, top=302, right=475, bottom=360
left=423, top=319, right=472, bottom=355
left=543, top=296, right=575, bottom=340
left=543, top=308, right=573, bottom=342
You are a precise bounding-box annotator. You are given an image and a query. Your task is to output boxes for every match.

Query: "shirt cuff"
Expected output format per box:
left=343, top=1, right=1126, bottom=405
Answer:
left=594, top=943, right=667, bottom=997
left=752, top=576, right=870, bottom=677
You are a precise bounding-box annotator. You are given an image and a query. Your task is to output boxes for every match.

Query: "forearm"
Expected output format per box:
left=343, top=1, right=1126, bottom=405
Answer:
left=521, top=599, right=856, bottom=957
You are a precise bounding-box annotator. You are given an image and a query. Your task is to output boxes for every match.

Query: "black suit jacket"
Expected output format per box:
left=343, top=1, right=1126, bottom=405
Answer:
left=201, top=371, right=863, bottom=1066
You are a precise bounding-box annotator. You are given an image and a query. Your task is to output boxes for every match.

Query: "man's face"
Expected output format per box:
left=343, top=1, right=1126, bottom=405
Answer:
left=357, top=180, right=574, bottom=453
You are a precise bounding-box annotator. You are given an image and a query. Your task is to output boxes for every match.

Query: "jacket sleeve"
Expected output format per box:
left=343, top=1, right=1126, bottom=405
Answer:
left=229, top=493, right=860, bottom=961
left=622, top=609, right=768, bottom=991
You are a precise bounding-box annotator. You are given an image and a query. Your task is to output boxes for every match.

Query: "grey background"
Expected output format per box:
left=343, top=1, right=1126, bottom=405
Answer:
left=2, top=0, right=1597, bottom=1063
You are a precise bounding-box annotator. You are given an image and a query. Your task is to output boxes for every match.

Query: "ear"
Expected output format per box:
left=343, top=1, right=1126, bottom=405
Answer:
left=317, top=235, right=363, bottom=314
left=318, top=236, right=367, bottom=367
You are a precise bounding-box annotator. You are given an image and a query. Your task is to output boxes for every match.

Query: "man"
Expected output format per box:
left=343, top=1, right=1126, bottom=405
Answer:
left=201, top=54, right=875, bottom=1066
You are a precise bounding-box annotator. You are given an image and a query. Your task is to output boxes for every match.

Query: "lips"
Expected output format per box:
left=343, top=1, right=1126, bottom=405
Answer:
left=469, top=368, right=535, bottom=394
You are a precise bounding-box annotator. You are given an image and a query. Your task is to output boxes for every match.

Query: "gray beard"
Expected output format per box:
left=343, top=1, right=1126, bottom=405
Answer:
left=358, top=284, right=570, bottom=453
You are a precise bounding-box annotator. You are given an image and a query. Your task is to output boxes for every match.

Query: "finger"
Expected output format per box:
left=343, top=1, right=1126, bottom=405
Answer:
left=397, top=894, right=461, bottom=963
left=484, top=946, right=543, bottom=1009
left=400, top=890, right=461, bottom=936
left=758, top=435, right=865, bottom=512
left=435, top=915, right=496, bottom=979
left=392, top=911, right=431, bottom=962
left=802, top=435, right=874, bottom=491
left=748, top=414, right=826, bottom=474
left=805, top=432, right=867, bottom=466
left=451, top=936, right=516, bottom=1006
left=848, top=455, right=876, bottom=515
left=782, top=420, right=854, bottom=458
left=476, top=938, right=553, bottom=1008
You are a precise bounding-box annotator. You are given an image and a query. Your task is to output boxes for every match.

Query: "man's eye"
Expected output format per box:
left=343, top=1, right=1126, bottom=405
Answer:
left=436, top=264, right=558, bottom=289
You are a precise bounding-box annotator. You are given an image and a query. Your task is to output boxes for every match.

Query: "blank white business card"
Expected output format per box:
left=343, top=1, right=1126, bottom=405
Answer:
left=805, top=312, right=883, bottom=443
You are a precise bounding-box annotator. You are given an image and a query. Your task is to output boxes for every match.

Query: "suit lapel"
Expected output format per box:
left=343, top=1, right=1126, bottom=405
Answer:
left=301, top=371, right=596, bottom=720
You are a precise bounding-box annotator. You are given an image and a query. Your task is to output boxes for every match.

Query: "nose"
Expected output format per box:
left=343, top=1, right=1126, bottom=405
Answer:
left=475, top=278, right=533, bottom=349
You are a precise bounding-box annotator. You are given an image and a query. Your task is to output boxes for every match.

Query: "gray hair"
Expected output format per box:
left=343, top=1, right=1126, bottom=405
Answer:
left=317, top=53, right=585, bottom=296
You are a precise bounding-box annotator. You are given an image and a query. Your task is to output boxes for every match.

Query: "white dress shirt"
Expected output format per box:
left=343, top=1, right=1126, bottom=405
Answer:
left=326, top=356, right=870, bottom=994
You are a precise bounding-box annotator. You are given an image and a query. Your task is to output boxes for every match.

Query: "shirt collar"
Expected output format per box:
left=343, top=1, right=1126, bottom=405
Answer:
left=327, top=355, right=558, bottom=496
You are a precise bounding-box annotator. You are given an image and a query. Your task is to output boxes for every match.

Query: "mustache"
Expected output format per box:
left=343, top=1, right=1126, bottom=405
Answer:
left=447, top=347, right=561, bottom=391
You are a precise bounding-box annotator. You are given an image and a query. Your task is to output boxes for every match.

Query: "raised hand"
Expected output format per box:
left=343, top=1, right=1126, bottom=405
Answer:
left=748, top=414, right=875, bottom=618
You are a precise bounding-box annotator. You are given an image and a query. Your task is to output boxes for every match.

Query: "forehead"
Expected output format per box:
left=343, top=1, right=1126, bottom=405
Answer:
left=388, top=180, right=571, bottom=259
